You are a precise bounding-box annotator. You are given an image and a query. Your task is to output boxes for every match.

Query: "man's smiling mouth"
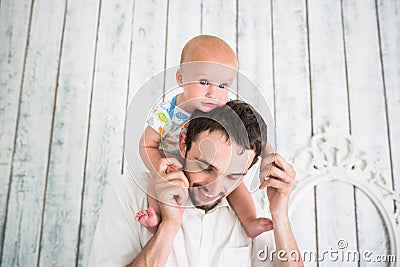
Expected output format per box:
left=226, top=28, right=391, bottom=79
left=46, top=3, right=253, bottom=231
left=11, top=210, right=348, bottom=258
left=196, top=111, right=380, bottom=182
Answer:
left=198, top=187, right=220, bottom=202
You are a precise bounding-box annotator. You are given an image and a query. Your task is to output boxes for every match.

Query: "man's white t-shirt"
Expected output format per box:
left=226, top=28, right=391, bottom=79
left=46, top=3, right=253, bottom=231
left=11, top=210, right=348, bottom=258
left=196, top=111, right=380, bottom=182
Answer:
left=88, top=174, right=276, bottom=267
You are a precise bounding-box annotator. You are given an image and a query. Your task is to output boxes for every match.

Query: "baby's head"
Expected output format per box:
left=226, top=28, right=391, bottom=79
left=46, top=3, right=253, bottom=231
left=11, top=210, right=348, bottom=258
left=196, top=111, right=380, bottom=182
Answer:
left=179, top=35, right=238, bottom=67
left=176, top=35, right=238, bottom=112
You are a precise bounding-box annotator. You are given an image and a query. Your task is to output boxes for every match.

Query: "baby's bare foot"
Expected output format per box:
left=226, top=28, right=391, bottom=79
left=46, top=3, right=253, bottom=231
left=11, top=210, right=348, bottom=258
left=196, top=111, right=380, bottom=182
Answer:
left=244, top=217, right=273, bottom=238
left=134, top=207, right=160, bottom=234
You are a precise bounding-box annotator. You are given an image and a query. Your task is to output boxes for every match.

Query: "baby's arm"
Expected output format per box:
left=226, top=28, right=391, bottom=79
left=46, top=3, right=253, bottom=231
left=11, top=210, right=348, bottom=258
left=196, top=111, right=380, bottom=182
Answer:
left=137, top=126, right=163, bottom=232
left=139, top=125, right=164, bottom=175
left=137, top=127, right=183, bottom=233
left=229, top=142, right=276, bottom=238
left=228, top=182, right=272, bottom=238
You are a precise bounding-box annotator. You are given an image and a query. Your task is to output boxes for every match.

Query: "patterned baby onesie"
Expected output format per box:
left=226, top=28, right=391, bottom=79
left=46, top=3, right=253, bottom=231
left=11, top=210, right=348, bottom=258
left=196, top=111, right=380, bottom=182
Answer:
left=146, top=95, right=191, bottom=156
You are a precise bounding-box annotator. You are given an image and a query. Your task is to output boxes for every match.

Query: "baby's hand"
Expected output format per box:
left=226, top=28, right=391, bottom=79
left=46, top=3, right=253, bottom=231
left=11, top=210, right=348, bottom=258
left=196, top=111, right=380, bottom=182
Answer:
left=166, top=164, right=180, bottom=174
left=159, top=151, right=183, bottom=175
left=259, top=153, right=275, bottom=181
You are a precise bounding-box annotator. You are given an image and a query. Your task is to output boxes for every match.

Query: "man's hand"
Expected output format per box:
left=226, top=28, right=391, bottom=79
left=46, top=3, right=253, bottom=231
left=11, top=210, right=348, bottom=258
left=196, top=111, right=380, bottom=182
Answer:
left=153, top=158, right=189, bottom=228
left=129, top=158, right=188, bottom=266
left=259, top=153, right=296, bottom=217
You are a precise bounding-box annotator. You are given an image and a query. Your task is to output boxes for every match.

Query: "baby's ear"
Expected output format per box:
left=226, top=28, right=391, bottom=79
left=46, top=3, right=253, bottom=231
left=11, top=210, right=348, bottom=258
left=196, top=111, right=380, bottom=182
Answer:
left=179, top=132, right=187, bottom=157
left=176, top=68, right=184, bottom=85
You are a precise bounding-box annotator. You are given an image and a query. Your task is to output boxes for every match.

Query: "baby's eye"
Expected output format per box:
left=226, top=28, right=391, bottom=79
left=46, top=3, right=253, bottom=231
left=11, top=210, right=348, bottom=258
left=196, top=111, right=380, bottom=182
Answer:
left=199, top=79, right=208, bottom=85
left=218, top=83, right=227, bottom=89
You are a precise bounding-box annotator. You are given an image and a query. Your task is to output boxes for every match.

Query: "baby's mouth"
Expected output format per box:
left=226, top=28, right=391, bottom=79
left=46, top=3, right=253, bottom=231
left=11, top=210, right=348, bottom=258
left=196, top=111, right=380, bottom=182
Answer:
left=201, top=102, right=218, bottom=107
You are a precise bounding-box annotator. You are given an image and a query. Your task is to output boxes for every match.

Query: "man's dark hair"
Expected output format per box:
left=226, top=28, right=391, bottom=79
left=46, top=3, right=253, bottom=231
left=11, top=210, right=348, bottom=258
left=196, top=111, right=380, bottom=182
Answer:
left=185, top=100, right=268, bottom=161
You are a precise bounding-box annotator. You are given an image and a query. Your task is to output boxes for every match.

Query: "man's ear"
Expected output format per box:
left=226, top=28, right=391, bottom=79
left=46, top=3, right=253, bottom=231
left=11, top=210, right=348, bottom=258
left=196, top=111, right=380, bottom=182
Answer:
left=179, top=132, right=187, bottom=158
left=176, top=68, right=184, bottom=85
left=249, top=157, right=259, bottom=169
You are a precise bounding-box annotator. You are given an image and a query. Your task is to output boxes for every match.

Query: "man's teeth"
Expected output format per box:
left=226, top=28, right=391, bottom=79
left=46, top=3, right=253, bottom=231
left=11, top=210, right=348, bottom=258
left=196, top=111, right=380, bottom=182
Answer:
left=200, top=188, right=214, bottom=198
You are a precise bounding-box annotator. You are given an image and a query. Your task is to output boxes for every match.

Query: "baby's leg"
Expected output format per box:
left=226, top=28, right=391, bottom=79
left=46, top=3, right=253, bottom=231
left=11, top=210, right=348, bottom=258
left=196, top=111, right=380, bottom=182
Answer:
left=134, top=177, right=161, bottom=234
left=135, top=160, right=182, bottom=233
left=135, top=196, right=161, bottom=234
left=228, top=182, right=273, bottom=238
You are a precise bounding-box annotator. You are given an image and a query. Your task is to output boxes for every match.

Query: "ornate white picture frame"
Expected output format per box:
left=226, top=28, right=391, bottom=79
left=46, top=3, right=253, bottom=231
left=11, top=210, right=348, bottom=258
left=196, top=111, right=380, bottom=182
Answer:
left=289, top=125, right=400, bottom=265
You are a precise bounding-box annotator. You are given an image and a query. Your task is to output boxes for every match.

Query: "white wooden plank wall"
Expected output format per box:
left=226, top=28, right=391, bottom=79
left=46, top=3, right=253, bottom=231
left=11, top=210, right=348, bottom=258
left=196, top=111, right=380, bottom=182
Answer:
left=122, top=0, right=168, bottom=180
left=344, top=0, right=393, bottom=265
left=77, top=0, right=134, bottom=266
left=308, top=1, right=358, bottom=266
left=38, top=0, right=100, bottom=266
left=0, top=0, right=33, bottom=253
left=0, top=0, right=399, bottom=266
left=1, top=0, right=67, bottom=266
left=272, top=2, right=317, bottom=266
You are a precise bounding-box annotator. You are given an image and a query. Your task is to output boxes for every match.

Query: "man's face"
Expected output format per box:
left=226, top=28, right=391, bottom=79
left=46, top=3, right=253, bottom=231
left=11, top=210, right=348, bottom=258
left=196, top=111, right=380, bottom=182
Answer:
left=180, top=130, right=256, bottom=211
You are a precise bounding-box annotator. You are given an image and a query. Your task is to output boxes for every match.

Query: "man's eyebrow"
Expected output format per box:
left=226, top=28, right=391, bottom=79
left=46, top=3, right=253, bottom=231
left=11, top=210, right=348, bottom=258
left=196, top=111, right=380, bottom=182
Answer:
left=195, top=157, right=247, bottom=176
left=195, top=157, right=216, bottom=170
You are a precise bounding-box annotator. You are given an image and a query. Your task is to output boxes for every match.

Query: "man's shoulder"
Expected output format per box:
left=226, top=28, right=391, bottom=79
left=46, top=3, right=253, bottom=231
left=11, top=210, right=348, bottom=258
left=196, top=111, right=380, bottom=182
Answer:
left=109, top=173, right=149, bottom=212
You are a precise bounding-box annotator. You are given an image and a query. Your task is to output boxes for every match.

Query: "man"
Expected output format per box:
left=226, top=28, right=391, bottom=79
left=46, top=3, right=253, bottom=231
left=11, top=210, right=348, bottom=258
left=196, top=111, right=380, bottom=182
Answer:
left=89, top=100, right=303, bottom=266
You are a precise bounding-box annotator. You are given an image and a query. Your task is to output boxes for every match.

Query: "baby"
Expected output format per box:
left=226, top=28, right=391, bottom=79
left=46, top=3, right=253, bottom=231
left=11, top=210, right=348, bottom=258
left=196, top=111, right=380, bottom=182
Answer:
left=136, top=35, right=272, bottom=238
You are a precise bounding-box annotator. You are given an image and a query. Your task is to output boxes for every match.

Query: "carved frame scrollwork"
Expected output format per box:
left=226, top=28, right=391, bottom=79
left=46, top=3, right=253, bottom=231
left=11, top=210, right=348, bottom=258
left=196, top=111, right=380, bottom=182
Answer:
left=289, top=125, right=400, bottom=265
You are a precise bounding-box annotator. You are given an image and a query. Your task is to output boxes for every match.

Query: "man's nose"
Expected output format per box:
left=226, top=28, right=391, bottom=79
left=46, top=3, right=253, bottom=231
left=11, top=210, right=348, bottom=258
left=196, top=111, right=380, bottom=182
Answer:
left=204, top=172, right=217, bottom=184
left=204, top=174, right=226, bottom=192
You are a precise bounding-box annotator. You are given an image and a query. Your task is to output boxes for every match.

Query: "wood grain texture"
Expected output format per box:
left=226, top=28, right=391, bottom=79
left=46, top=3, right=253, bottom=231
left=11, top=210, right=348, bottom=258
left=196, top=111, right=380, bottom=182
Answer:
left=343, top=0, right=392, bottom=263
left=236, top=0, right=275, bottom=206
left=0, top=0, right=33, bottom=254
left=307, top=1, right=358, bottom=265
left=38, top=0, right=100, bottom=266
left=272, top=0, right=312, bottom=155
left=237, top=0, right=275, bottom=133
left=166, top=0, right=202, bottom=67
left=77, top=0, right=134, bottom=265
left=122, top=0, right=168, bottom=175
left=0, top=0, right=67, bottom=265
left=271, top=0, right=316, bottom=262
left=202, top=0, right=237, bottom=52
left=237, top=0, right=274, bottom=105
left=202, top=0, right=237, bottom=99
left=377, top=0, right=400, bottom=197
left=163, top=0, right=202, bottom=92
left=307, top=0, right=349, bottom=131
left=128, top=0, right=169, bottom=101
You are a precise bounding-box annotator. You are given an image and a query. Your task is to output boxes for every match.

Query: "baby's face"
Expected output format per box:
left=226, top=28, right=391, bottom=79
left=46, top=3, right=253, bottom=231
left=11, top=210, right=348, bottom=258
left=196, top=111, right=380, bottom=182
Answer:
left=179, top=62, right=237, bottom=112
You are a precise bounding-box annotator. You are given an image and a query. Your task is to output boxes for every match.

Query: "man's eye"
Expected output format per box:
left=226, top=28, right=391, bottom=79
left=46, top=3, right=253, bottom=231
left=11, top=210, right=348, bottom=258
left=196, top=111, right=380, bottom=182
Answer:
left=226, top=175, right=241, bottom=180
left=197, top=163, right=210, bottom=171
left=201, top=165, right=213, bottom=172
left=199, top=79, right=208, bottom=85
left=200, top=166, right=214, bottom=173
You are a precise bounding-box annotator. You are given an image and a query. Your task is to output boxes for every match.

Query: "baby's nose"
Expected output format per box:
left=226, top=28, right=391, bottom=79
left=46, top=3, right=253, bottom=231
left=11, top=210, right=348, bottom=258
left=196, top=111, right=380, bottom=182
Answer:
left=205, top=84, right=218, bottom=98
